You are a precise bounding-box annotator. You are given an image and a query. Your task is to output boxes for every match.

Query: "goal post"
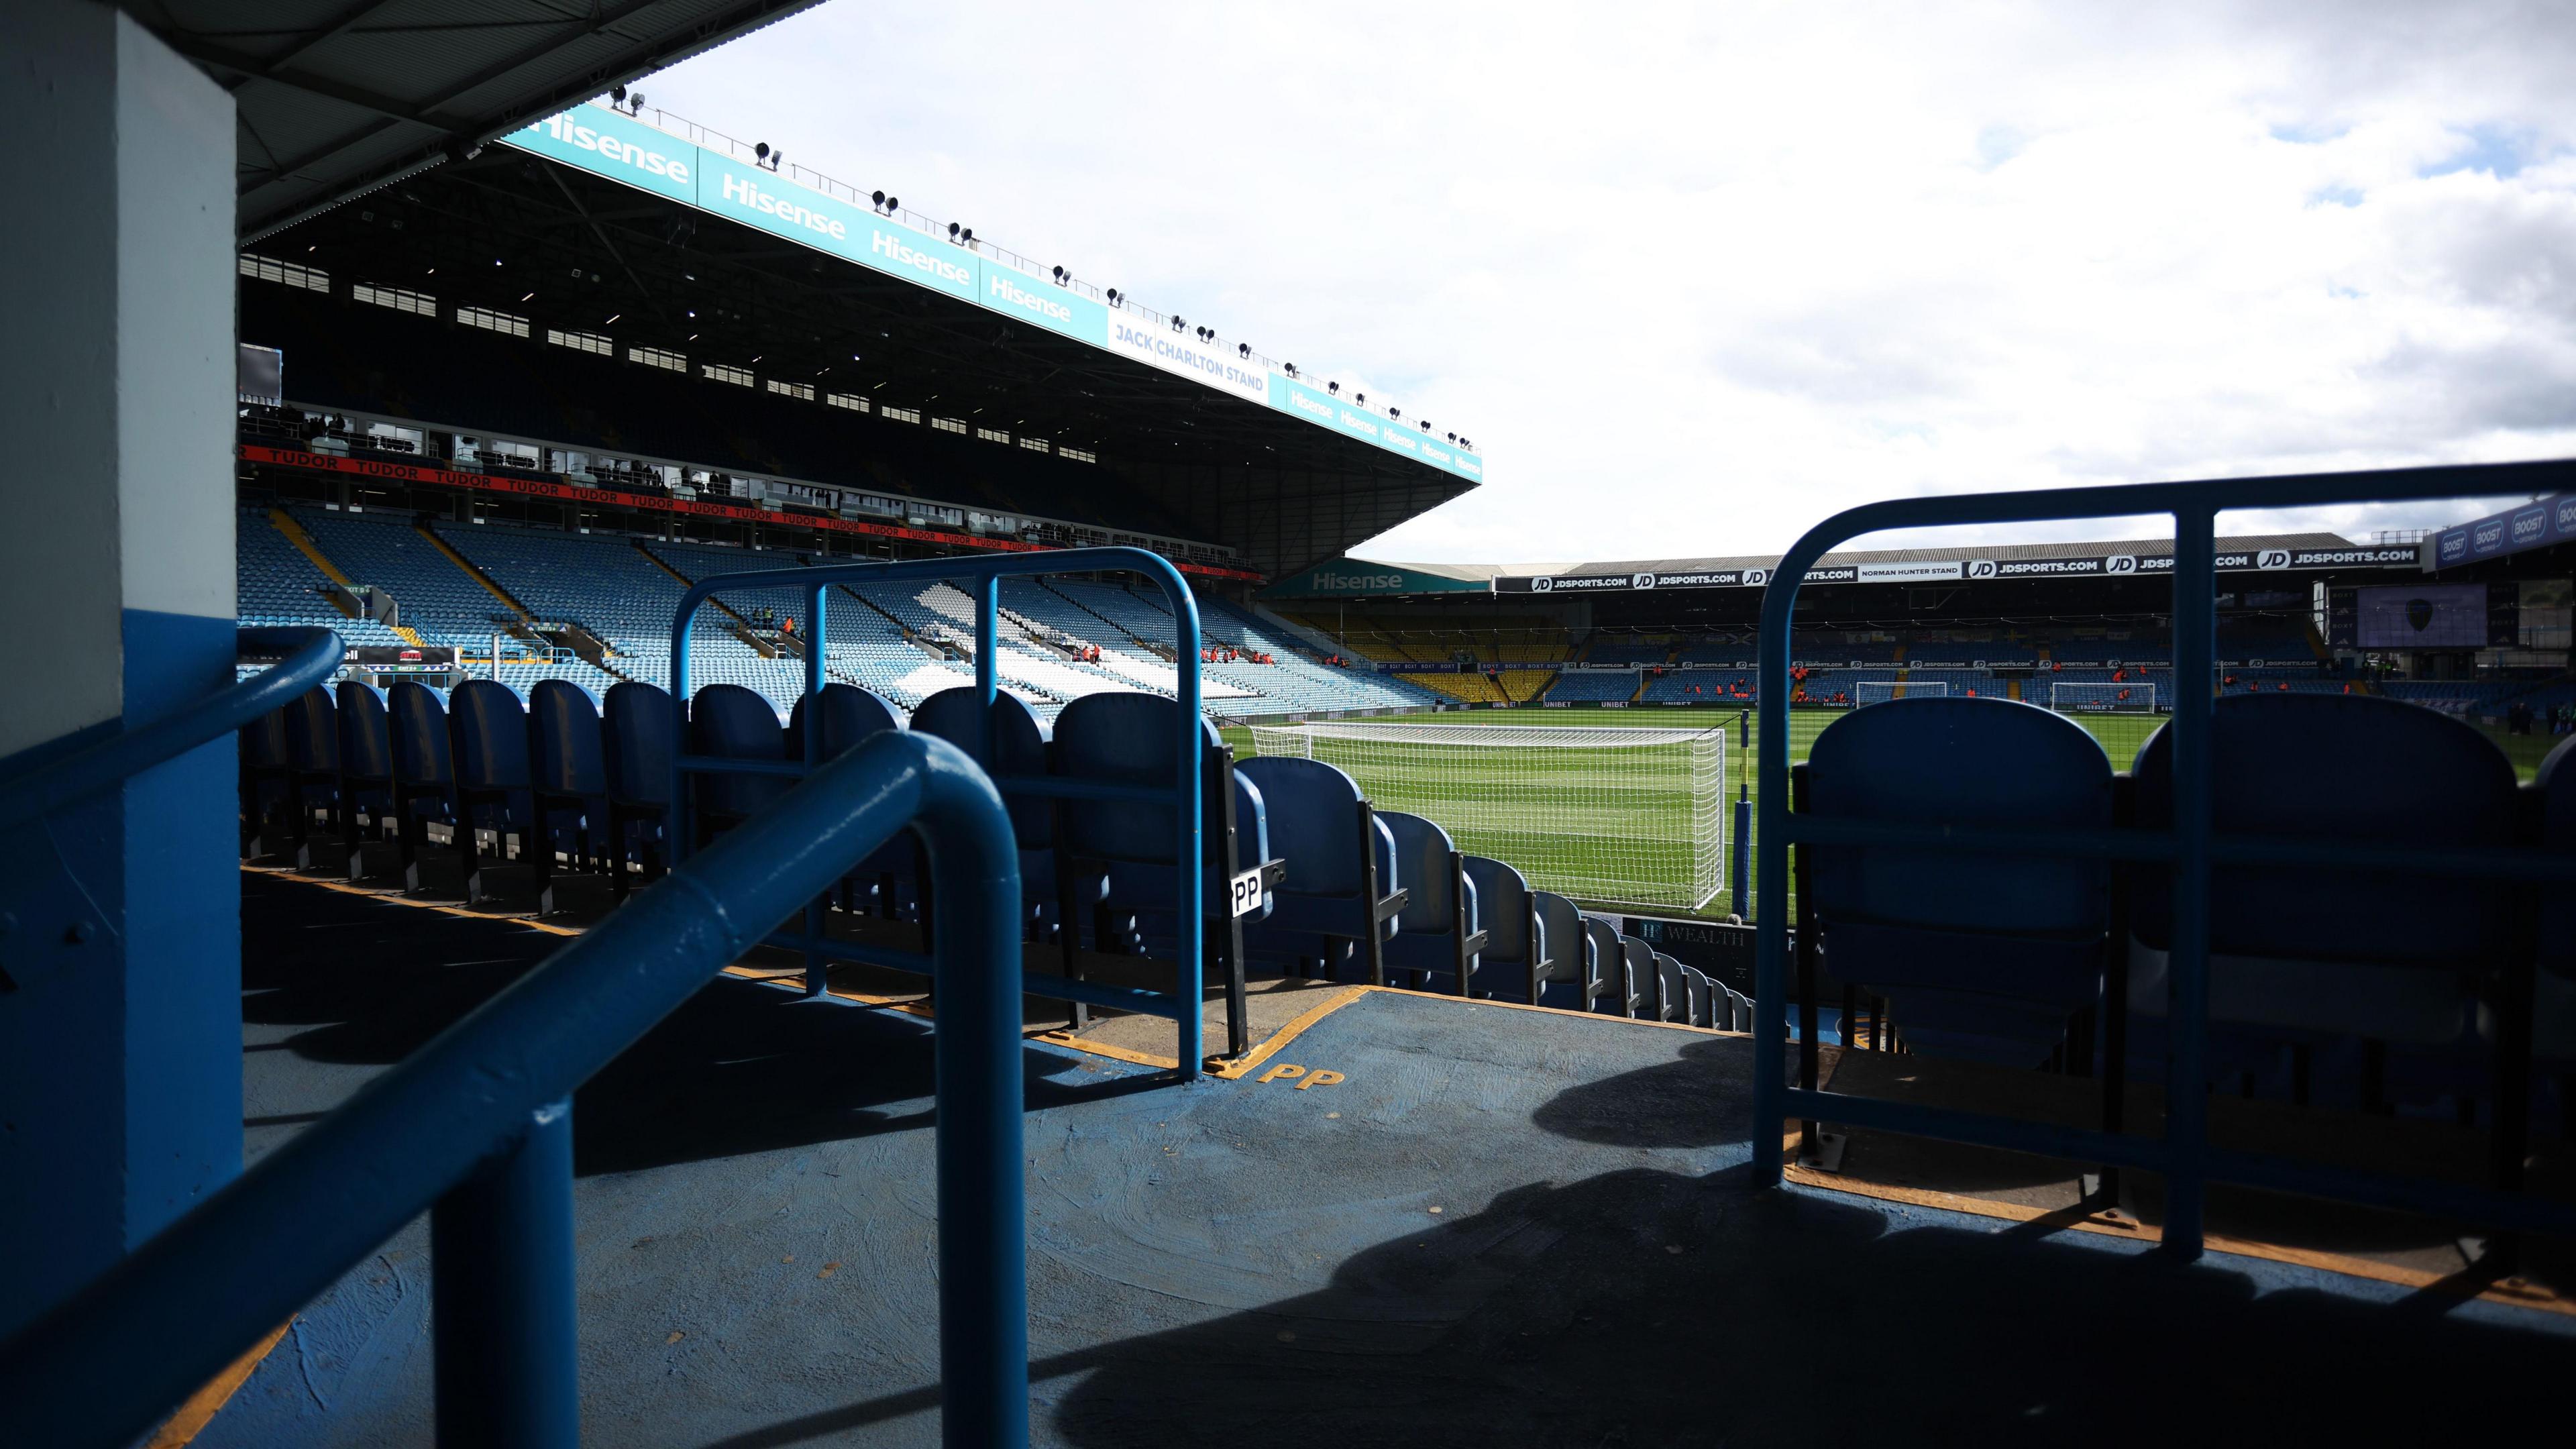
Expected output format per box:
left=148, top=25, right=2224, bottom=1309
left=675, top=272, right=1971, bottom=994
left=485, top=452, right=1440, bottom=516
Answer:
left=1247, top=721, right=1726, bottom=910
left=1853, top=680, right=1945, bottom=707
left=2050, top=681, right=2159, bottom=714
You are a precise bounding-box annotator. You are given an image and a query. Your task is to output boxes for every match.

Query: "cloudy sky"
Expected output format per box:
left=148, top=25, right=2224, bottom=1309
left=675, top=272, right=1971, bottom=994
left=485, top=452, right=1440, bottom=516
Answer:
left=647, top=1, right=2575, bottom=565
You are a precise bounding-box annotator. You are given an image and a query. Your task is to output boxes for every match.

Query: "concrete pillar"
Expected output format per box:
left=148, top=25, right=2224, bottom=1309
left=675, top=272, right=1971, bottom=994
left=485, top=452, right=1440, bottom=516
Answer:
left=0, top=1, right=239, bottom=1338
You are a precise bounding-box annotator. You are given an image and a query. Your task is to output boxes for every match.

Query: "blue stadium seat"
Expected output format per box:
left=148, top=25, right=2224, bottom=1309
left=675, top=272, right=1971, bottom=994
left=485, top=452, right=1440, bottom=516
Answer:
left=385, top=681, right=455, bottom=892
left=527, top=680, right=606, bottom=912
left=1801, top=696, right=2115, bottom=1069
left=447, top=680, right=535, bottom=905
left=601, top=682, right=674, bottom=897
left=2535, top=737, right=2576, bottom=1132
left=1373, top=811, right=1487, bottom=996
left=1655, top=953, right=1688, bottom=1024
left=910, top=686, right=1081, bottom=940
left=785, top=682, right=913, bottom=916
left=1619, top=936, right=1660, bottom=1019
left=1234, top=755, right=1405, bottom=985
left=1578, top=916, right=1629, bottom=1015
left=1683, top=965, right=1715, bottom=1028
left=237, top=704, right=292, bottom=859
left=1529, top=891, right=1593, bottom=1010
left=280, top=686, right=339, bottom=870
left=686, top=683, right=790, bottom=840
left=333, top=680, right=394, bottom=881
left=2131, top=695, right=2523, bottom=1144
left=1460, top=855, right=1542, bottom=1002
left=1054, top=692, right=1278, bottom=1051
left=786, top=682, right=904, bottom=761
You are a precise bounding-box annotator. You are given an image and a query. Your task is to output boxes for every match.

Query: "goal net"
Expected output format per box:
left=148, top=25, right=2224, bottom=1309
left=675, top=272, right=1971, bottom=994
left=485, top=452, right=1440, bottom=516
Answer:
left=1853, top=680, right=1945, bottom=707
left=2051, top=682, right=2158, bottom=714
left=1248, top=721, right=1725, bottom=910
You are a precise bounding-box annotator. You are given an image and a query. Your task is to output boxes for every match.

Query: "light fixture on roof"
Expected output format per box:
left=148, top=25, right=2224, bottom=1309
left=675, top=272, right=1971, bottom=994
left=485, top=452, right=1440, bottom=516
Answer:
left=1237, top=343, right=1251, bottom=359
left=1106, top=288, right=1122, bottom=305
left=1390, top=407, right=1401, bottom=419
left=1051, top=266, right=1069, bottom=284
left=1170, top=315, right=1185, bottom=332
left=1354, top=392, right=1366, bottom=405
left=1327, top=381, right=1339, bottom=394
left=755, top=142, right=780, bottom=171
left=628, top=92, right=646, bottom=114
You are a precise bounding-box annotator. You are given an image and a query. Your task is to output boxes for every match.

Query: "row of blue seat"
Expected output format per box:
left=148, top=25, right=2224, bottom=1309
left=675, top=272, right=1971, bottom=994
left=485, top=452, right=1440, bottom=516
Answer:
left=241, top=680, right=1761, bottom=1033
left=1792, top=692, right=2575, bottom=1167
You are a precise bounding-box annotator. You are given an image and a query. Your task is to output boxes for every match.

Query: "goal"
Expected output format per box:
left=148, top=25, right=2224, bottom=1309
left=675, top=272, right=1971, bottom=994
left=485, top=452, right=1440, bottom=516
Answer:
left=1247, top=721, right=1726, bottom=910
left=1853, top=680, right=1946, bottom=706
left=2051, top=682, right=2158, bottom=714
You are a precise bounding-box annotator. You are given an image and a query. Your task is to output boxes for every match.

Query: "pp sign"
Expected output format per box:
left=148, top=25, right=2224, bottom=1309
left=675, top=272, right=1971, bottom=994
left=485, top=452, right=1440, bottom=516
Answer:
left=1228, top=867, right=1264, bottom=918
left=1255, top=1063, right=1344, bottom=1091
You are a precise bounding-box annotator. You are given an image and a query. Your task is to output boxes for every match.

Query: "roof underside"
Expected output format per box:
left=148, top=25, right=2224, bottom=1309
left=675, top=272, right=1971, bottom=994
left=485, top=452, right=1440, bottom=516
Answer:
left=136, top=0, right=832, bottom=242
left=257, top=146, right=1472, bottom=576
left=164, top=0, right=1478, bottom=577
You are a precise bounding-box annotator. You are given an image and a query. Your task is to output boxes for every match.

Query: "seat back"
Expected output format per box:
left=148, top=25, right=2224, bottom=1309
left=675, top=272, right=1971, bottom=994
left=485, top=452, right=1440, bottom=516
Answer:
left=385, top=681, right=451, bottom=788
left=910, top=686, right=1045, bottom=848
left=528, top=681, right=605, bottom=798
left=1376, top=811, right=1463, bottom=937
left=1236, top=756, right=1372, bottom=898
left=447, top=680, right=533, bottom=794
left=1621, top=937, right=1657, bottom=1016
left=686, top=684, right=788, bottom=819
left=1052, top=692, right=1220, bottom=866
left=787, top=683, right=904, bottom=763
left=1683, top=965, right=1714, bottom=1028
left=1655, top=953, right=1687, bottom=1022
left=2134, top=694, right=2518, bottom=967
left=1806, top=696, right=2112, bottom=942
left=239, top=707, right=290, bottom=771
left=1461, top=856, right=1535, bottom=965
left=1582, top=916, right=1624, bottom=1011
left=602, top=682, right=674, bottom=809
left=2540, top=736, right=2576, bottom=979
left=1533, top=892, right=1587, bottom=987
left=335, top=681, right=392, bottom=784
left=282, top=687, right=337, bottom=773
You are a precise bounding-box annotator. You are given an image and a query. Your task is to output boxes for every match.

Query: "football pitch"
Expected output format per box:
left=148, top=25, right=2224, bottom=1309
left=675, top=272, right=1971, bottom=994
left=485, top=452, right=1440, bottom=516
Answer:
left=1222, top=707, right=2166, bottom=920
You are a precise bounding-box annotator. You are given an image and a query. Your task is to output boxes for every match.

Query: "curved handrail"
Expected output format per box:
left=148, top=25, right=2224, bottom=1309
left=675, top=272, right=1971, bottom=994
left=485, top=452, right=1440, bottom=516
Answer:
left=0, top=730, right=1028, bottom=1449
left=664, top=545, right=1212, bottom=1070
left=1748, top=455, right=2576, bottom=1260
left=0, top=626, right=341, bottom=832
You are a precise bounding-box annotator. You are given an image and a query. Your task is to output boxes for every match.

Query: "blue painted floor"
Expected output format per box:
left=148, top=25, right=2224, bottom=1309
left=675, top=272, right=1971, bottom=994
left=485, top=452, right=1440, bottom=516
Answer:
left=207, top=873, right=2576, bottom=1446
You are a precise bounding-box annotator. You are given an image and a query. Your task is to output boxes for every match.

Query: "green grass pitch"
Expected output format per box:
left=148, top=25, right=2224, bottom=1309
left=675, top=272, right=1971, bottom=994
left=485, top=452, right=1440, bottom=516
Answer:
left=1224, top=707, right=2165, bottom=920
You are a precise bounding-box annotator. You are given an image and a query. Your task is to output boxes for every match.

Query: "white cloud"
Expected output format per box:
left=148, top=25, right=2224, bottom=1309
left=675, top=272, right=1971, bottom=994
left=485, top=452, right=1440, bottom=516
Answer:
left=647, top=0, right=2576, bottom=566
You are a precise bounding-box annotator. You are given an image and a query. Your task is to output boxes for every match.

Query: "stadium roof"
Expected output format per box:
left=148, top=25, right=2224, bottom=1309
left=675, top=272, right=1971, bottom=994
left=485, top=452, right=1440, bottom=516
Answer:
left=248, top=108, right=1482, bottom=578
left=140, top=0, right=827, bottom=241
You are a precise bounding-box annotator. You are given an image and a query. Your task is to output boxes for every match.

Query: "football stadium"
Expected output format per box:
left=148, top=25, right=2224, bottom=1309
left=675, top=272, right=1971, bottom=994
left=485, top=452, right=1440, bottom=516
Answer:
left=4, top=4, right=2575, bottom=1446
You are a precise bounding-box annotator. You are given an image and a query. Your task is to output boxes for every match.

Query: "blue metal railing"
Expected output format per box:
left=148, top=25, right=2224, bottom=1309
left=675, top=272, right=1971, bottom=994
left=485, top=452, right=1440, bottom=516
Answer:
left=1750, top=458, right=2576, bottom=1259
left=667, top=547, right=1216, bottom=1074
left=0, top=717, right=1031, bottom=1445
left=0, top=626, right=339, bottom=829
